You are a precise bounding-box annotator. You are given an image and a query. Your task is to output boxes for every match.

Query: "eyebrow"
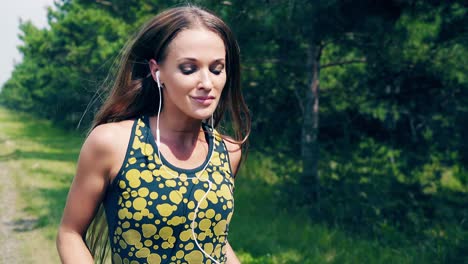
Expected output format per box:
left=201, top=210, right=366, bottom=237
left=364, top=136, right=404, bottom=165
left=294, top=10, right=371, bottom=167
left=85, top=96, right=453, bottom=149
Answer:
left=177, top=58, right=225, bottom=63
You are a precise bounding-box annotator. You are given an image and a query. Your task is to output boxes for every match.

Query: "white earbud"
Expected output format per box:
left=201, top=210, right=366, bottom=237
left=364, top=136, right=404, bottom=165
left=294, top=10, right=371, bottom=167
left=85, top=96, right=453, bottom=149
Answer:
left=155, top=70, right=161, bottom=88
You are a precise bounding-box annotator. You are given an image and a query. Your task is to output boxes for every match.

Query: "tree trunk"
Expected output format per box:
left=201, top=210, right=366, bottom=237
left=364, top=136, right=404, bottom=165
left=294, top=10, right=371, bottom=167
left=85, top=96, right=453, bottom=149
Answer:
left=301, top=43, right=321, bottom=206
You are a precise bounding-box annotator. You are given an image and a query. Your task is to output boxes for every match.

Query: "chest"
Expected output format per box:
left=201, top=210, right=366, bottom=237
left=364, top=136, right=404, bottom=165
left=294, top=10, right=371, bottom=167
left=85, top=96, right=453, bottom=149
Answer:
left=114, top=162, right=235, bottom=223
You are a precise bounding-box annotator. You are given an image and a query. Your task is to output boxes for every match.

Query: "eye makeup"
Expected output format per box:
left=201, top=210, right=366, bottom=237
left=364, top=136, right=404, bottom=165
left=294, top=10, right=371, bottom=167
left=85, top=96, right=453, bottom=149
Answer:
left=210, top=63, right=225, bottom=75
left=179, top=63, right=197, bottom=74
left=177, top=61, right=225, bottom=75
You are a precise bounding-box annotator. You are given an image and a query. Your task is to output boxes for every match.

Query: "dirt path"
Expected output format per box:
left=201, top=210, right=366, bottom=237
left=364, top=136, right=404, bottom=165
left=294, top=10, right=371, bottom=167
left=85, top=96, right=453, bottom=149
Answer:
left=0, top=108, right=63, bottom=263
left=0, top=160, right=21, bottom=263
left=0, top=140, right=58, bottom=263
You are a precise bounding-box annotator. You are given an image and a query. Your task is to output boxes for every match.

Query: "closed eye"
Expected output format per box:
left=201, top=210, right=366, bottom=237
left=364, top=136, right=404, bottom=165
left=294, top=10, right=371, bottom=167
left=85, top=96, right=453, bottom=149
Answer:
left=210, top=63, right=225, bottom=75
left=179, top=64, right=197, bottom=75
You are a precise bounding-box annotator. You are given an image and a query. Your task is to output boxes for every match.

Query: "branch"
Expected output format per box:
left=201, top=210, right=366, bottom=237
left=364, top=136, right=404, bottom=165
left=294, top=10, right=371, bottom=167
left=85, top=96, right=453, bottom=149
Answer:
left=321, top=58, right=367, bottom=69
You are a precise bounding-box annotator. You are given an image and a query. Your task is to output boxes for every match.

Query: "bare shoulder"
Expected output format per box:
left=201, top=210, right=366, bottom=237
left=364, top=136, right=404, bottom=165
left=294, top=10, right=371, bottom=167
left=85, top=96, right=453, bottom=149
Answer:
left=80, top=120, right=135, bottom=180
left=222, top=136, right=242, bottom=176
left=84, top=120, right=133, bottom=153
left=58, top=119, right=135, bottom=243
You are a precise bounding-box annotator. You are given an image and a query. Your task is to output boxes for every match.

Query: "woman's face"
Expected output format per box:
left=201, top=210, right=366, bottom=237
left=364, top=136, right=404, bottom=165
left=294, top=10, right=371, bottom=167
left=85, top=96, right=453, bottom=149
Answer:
left=156, top=28, right=227, bottom=121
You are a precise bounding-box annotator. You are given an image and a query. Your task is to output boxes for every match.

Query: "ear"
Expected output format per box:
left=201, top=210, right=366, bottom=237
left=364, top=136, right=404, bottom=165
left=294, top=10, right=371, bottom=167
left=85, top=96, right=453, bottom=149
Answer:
left=148, top=59, right=160, bottom=82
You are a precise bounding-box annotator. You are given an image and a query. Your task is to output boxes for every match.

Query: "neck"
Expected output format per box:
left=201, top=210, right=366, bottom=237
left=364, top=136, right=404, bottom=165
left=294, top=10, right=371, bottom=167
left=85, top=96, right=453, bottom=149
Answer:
left=153, top=111, right=206, bottom=151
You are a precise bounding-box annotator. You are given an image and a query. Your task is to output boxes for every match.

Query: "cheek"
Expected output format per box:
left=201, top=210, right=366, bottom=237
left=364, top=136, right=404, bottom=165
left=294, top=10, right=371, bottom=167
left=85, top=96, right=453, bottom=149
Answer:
left=169, top=75, right=198, bottom=91
left=216, top=74, right=228, bottom=90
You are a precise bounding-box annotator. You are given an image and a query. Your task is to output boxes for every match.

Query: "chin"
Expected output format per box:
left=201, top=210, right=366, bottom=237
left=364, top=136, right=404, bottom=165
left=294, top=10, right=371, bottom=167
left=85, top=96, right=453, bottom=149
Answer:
left=191, top=107, right=217, bottom=120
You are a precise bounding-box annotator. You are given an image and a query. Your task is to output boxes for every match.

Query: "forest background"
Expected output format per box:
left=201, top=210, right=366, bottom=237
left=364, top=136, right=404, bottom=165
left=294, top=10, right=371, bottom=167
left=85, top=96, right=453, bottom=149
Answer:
left=0, top=0, right=467, bottom=263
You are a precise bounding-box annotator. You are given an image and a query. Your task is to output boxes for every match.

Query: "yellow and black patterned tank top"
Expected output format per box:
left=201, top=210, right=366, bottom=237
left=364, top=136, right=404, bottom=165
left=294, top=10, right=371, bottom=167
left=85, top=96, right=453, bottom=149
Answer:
left=103, top=115, right=235, bottom=264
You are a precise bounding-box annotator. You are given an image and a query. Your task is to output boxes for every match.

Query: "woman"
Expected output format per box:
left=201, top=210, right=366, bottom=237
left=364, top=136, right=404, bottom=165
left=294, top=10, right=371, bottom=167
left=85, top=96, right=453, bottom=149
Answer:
left=56, top=5, right=250, bottom=264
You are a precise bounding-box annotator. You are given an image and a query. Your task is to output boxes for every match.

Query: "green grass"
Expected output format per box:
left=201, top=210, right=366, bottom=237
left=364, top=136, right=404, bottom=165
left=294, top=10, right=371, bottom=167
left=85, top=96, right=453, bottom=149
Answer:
left=0, top=106, right=457, bottom=263
left=230, top=152, right=440, bottom=264
left=0, top=106, right=83, bottom=262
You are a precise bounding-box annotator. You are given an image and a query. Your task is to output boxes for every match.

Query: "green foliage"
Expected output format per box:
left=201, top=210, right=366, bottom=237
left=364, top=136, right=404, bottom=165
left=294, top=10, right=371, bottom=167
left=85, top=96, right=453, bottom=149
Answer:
left=1, top=1, right=129, bottom=126
left=1, top=106, right=466, bottom=263
left=313, top=137, right=467, bottom=262
left=0, top=1, right=467, bottom=262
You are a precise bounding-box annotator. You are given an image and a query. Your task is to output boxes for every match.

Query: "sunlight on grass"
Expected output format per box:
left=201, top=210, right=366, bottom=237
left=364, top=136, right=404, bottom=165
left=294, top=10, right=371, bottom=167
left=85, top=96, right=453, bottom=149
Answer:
left=0, top=106, right=451, bottom=263
left=230, top=151, right=437, bottom=263
left=0, top=107, right=82, bottom=259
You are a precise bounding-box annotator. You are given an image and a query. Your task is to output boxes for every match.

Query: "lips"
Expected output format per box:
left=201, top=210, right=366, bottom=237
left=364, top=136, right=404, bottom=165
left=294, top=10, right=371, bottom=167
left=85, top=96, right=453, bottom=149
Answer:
left=192, top=95, right=215, bottom=105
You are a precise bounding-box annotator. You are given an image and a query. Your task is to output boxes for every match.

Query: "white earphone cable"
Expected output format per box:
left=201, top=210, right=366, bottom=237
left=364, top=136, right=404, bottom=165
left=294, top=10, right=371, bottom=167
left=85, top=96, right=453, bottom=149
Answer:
left=155, top=71, right=220, bottom=264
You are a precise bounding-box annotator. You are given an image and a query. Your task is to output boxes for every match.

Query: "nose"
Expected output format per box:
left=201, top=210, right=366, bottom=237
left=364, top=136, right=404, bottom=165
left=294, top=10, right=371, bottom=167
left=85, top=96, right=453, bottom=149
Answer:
left=198, top=69, right=214, bottom=90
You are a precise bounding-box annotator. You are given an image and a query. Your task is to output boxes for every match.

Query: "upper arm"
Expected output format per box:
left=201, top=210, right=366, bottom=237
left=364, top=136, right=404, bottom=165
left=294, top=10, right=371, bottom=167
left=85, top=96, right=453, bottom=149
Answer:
left=59, top=125, right=116, bottom=236
left=225, top=241, right=241, bottom=264
left=224, top=139, right=242, bottom=177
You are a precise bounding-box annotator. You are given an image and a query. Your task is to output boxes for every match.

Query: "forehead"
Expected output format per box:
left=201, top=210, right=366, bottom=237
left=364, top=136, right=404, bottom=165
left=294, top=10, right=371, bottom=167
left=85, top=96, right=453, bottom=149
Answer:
left=166, top=28, right=226, bottom=60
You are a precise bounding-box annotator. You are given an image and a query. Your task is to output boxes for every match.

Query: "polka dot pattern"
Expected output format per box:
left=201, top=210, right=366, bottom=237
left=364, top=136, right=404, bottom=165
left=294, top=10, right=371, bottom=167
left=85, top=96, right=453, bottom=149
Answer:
left=104, top=116, right=234, bottom=264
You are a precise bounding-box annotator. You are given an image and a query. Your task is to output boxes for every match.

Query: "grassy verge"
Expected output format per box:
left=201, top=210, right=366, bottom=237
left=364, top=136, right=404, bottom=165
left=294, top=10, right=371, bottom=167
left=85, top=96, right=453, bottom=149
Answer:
left=0, top=106, right=83, bottom=263
left=0, top=106, right=451, bottom=263
left=231, top=152, right=440, bottom=264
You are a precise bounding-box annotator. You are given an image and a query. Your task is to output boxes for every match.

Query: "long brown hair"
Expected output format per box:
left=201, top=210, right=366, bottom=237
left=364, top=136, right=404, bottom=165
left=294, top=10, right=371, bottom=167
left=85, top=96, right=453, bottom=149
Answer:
left=87, top=5, right=250, bottom=263
left=92, top=5, right=250, bottom=144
